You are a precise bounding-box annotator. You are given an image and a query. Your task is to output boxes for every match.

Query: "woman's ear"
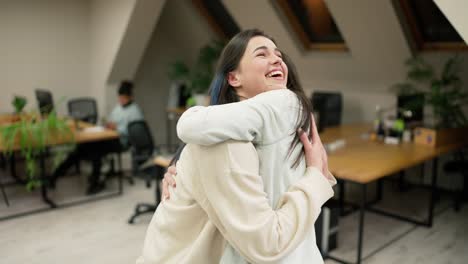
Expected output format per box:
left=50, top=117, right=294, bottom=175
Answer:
left=227, top=71, right=241, bottom=87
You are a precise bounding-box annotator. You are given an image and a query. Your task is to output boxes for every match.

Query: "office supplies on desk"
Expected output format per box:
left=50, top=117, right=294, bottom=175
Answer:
left=82, top=126, right=105, bottom=133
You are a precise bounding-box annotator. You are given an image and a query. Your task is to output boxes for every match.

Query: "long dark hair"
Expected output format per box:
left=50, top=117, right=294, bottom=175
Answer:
left=172, top=29, right=312, bottom=168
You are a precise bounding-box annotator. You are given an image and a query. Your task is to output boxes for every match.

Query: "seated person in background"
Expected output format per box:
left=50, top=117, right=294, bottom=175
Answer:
left=103, top=80, right=145, bottom=175
left=105, top=80, right=144, bottom=148
left=50, top=80, right=144, bottom=195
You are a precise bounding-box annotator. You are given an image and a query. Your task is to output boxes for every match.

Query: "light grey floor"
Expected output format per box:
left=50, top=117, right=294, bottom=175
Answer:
left=1, top=172, right=467, bottom=264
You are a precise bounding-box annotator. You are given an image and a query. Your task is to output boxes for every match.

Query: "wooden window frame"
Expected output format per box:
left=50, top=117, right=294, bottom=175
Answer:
left=275, top=0, right=347, bottom=51
left=192, top=0, right=236, bottom=41
left=398, top=0, right=468, bottom=51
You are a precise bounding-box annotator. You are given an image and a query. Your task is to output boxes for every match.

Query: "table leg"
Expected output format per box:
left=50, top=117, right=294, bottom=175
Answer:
left=0, top=180, right=8, bottom=206
left=9, top=153, right=26, bottom=184
left=118, top=152, right=123, bottom=194
left=376, top=179, right=383, bottom=202
left=356, top=184, right=366, bottom=264
left=427, top=158, right=438, bottom=227
left=398, top=170, right=409, bottom=192
left=39, top=153, right=56, bottom=208
left=339, top=179, right=346, bottom=216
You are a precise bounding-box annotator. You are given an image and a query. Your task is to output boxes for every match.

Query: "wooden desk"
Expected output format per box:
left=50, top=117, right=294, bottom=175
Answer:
left=0, top=119, right=121, bottom=220
left=154, top=155, right=172, bottom=168
left=322, top=124, right=466, bottom=184
left=0, top=113, right=19, bottom=125
left=321, top=124, right=468, bottom=264
left=0, top=120, right=119, bottom=151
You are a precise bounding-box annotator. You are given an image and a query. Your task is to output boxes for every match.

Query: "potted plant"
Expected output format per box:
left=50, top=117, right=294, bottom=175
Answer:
left=12, top=96, right=27, bottom=114
left=391, top=55, right=468, bottom=129
left=0, top=110, right=75, bottom=190
left=168, top=40, right=224, bottom=106
left=391, top=55, right=468, bottom=146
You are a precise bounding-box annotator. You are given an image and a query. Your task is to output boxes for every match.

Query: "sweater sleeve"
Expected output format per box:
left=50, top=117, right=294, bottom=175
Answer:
left=177, top=90, right=290, bottom=145
left=176, top=102, right=264, bottom=145
left=195, top=141, right=334, bottom=264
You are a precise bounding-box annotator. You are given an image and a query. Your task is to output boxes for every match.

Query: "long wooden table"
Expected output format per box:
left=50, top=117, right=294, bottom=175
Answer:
left=320, top=124, right=468, bottom=264
left=150, top=124, right=467, bottom=264
left=0, top=118, right=120, bottom=220
left=322, top=124, right=464, bottom=183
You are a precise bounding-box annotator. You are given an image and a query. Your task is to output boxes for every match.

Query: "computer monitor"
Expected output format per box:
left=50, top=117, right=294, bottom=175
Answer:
left=397, top=94, right=424, bottom=124
left=35, top=89, right=54, bottom=115
left=311, top=92, right=343, bottom=132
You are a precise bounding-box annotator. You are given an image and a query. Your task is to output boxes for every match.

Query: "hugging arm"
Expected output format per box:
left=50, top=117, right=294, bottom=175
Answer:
left=177, top=91, right=286, bottom=145
left=193, top=142, right=334, bottom=263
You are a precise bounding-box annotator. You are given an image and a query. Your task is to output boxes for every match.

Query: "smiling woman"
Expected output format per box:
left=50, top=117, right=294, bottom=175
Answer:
left=137, top=29, right=335, bottom=264
left=227, top=35, right=288, bottom=99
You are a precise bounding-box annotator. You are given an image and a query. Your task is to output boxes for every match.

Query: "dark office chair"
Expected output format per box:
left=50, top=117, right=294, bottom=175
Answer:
left=311, top=92, right=346, bottom=214
left=35, top=89, right=54, bottom=115
left=444, top=150, right=468, bottom=212
left=68, top=97, right=98, bottom=124
left=127, top=120, right=163, bottom=224
left=311, top=92, right=343, bottom=132
left=67, top=98, right=99, bottom=175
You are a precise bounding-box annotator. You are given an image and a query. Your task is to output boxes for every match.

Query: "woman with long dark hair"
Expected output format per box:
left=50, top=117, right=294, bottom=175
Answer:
left=176, top=29, right=335, bottom=263
left=137, top=29, right=334, bottom=264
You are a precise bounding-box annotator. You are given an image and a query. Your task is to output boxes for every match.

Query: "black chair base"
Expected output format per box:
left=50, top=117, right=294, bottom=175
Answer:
left=126, top=121, right=165, bottom=224
left=128, top=171, right=162, bottom=224
left=128, top=203, right=157, bottom=224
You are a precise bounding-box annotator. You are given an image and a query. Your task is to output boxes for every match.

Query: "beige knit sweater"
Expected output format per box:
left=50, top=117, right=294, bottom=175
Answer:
left=136, top=141, right=334, bottom=264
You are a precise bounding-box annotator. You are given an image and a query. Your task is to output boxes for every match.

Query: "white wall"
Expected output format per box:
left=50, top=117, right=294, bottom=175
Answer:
left=89, top=0, right=136, bottom=119
left=0, top=0, right=91, bottom=115
left=89, top=0, right=166, bottom=118
left=435, top=0, right=468, bottom=44
left=133, top=0, right=218, bottom=144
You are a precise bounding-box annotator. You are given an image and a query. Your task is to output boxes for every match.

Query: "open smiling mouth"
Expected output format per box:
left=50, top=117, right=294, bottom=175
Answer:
left=266, top=70, right=284, bottom=80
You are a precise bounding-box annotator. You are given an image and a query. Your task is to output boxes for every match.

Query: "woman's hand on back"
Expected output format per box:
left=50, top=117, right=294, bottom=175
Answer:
left=161, top=165, right=177, bottom=201
left=298, top=115, right=329, bottom=177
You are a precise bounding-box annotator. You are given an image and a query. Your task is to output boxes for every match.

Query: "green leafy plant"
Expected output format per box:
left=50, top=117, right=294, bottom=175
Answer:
left=12, top=96, right=27, bottom=114
left=391, top=55, right=468, bottom=128
left=0, top=111, right=75, bottom=190
left=168, top=40, right=224, bottom=95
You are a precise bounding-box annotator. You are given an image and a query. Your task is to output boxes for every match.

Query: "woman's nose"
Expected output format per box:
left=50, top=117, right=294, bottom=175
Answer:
left=270, top=55, right=282, bottom=64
